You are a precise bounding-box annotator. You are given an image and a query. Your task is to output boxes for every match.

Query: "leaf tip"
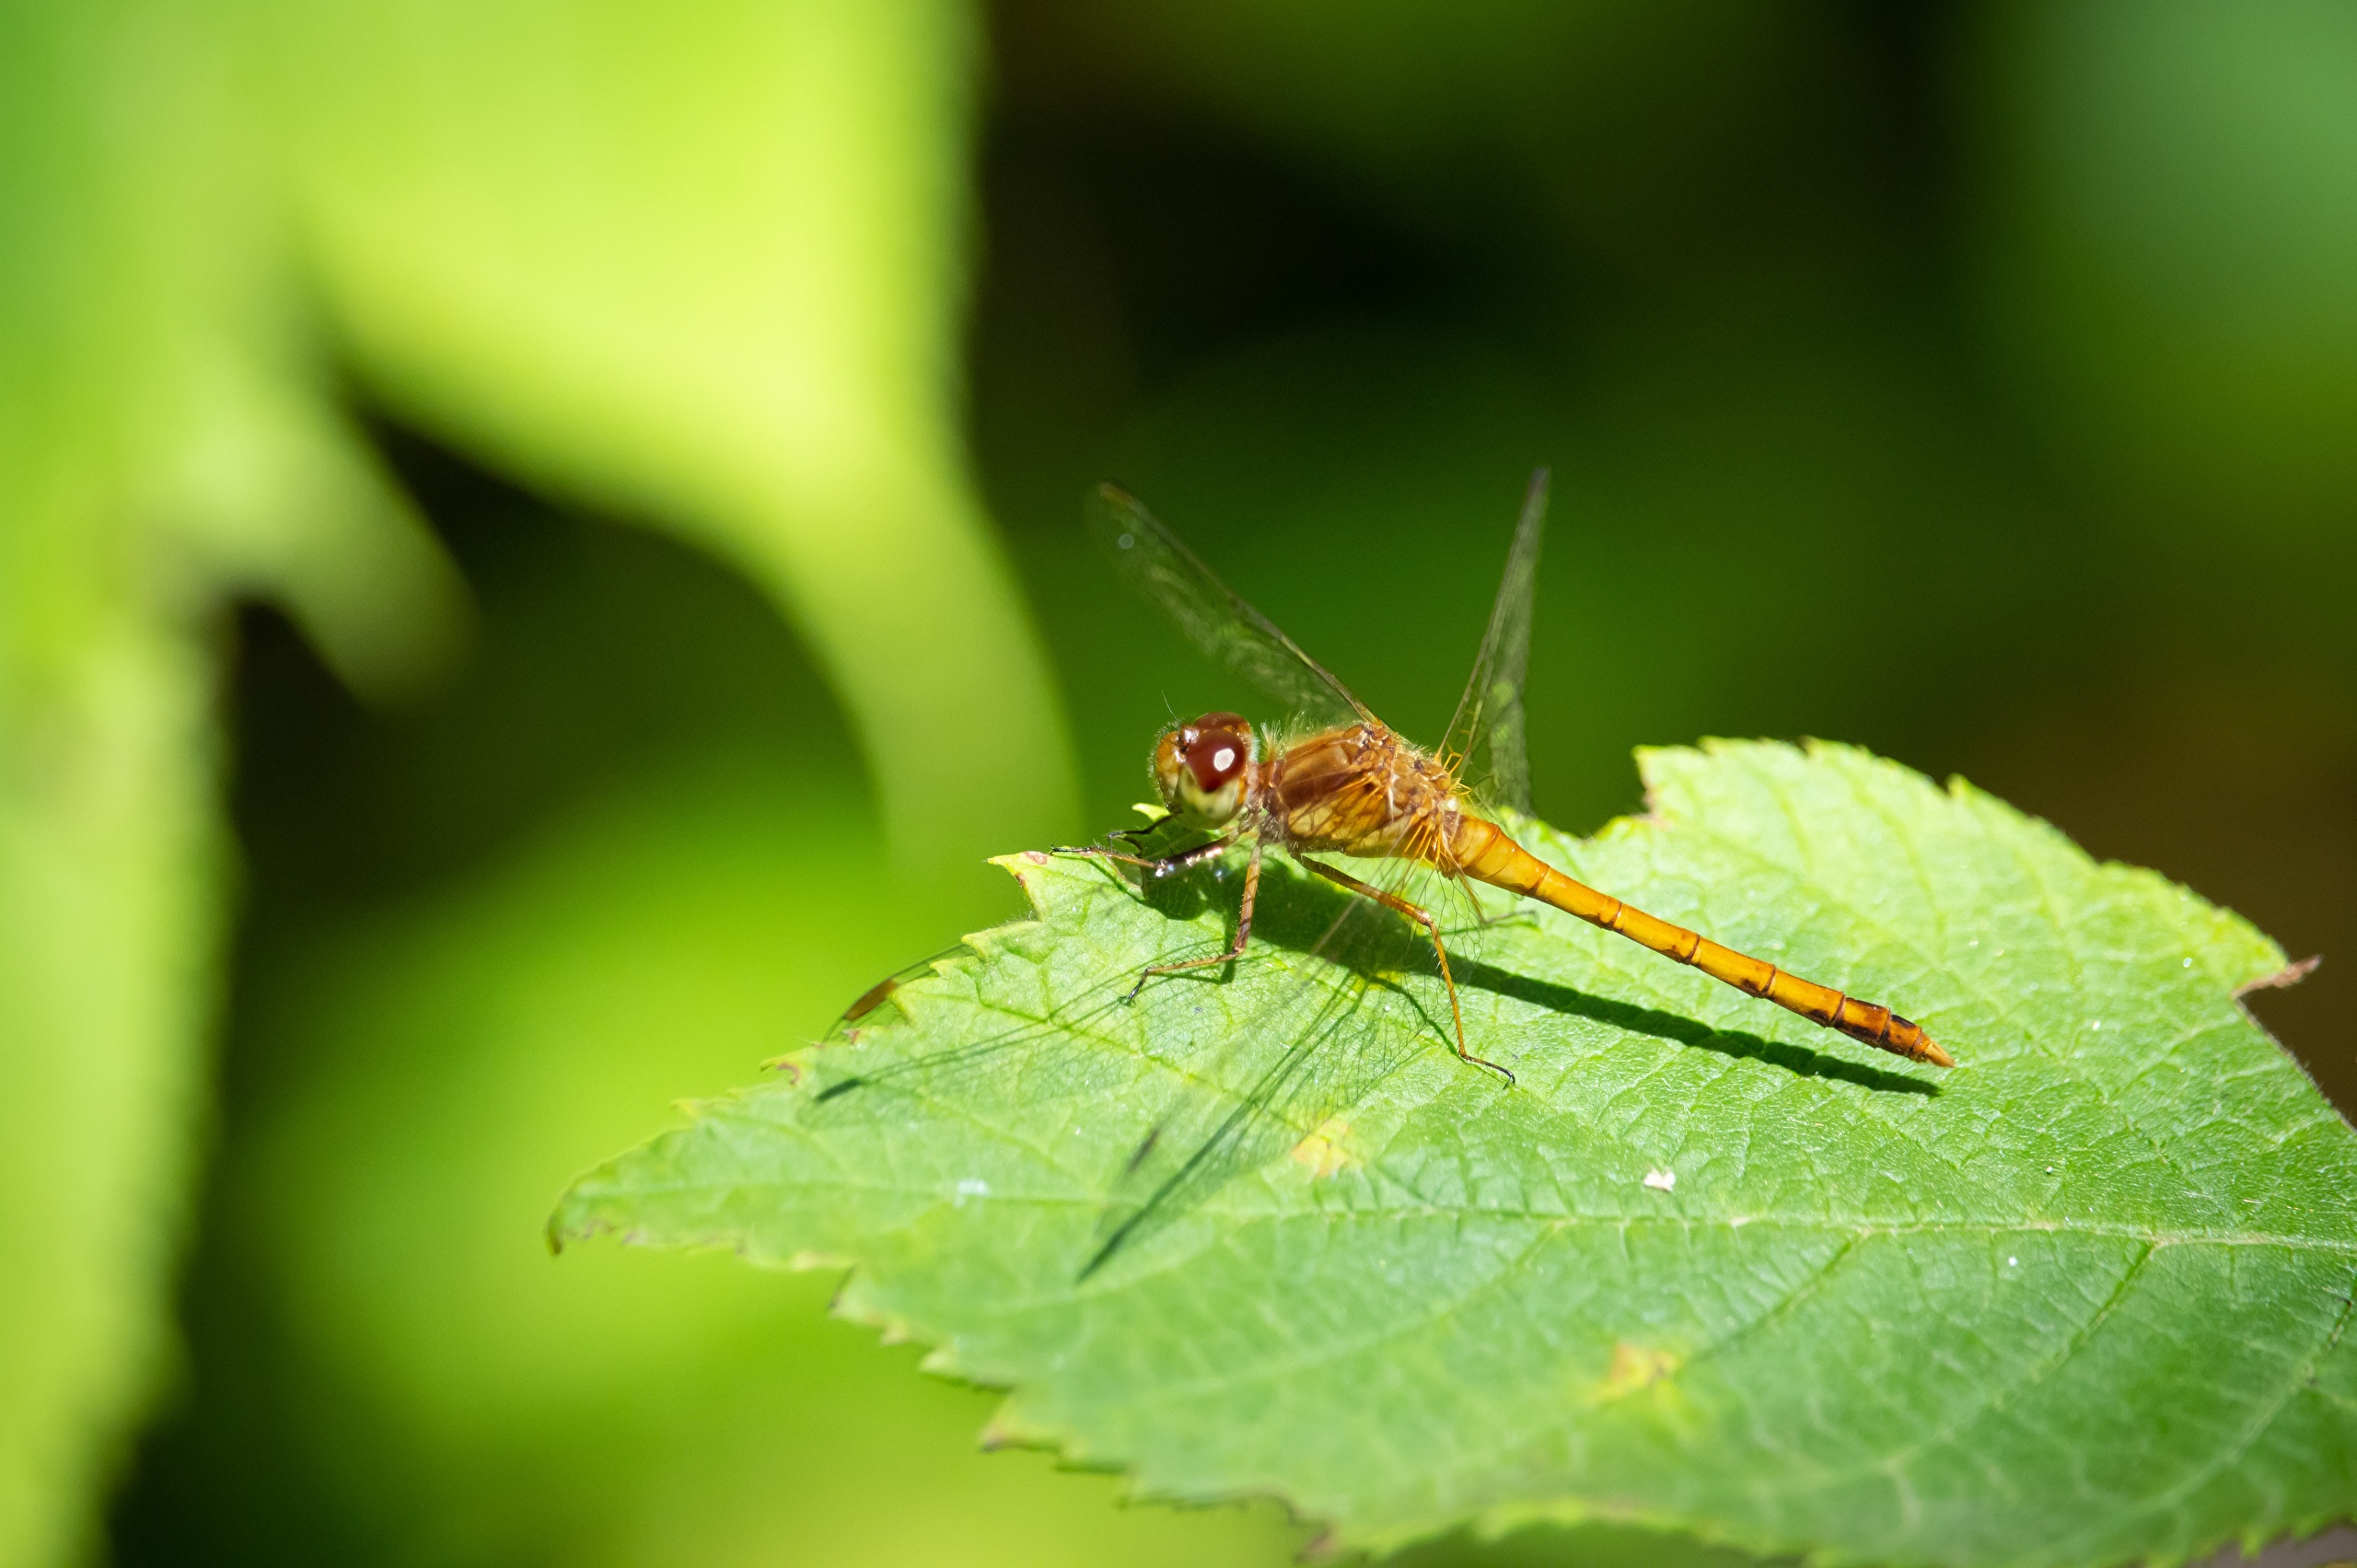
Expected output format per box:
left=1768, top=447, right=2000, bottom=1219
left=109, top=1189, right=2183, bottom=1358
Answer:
left=543, top=1202, right=595, bottom=1257
left=984, top=850, right=1074, bottom=928
left=2235, top=953, right=2321, bottom=998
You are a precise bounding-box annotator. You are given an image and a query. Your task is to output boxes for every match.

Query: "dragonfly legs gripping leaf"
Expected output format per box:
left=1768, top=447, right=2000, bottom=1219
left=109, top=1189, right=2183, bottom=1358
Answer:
left=1120, top=838, right=1266, bottom=1002
left=1104, top=819, right=1165, bottom=854
left=1059, top=831, right=1520, bottom=1083
left=1053, top=830, right=1238, bottom=880
left=1295, top=856, right=1515, bottom=1086
left=1053, top=833, right=1268, bottom=1004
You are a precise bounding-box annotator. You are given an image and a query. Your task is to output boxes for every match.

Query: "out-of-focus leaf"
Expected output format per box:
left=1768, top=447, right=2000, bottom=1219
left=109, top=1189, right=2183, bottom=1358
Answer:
left=560, top=740, right=2355, bottom=1567
left=235, top=752, right=1300, bottom=1565
left=0, top=0, right=459, bottom=1559
left=166, top=367, right=469, bottom=703
left=10, top=0, right=1064, bottom=1553
left=248, top=0, right=1077, bottom=874
left=1980, top=0, right=2357, bottom=513
left=1086, top=0, right=1630, bottom=166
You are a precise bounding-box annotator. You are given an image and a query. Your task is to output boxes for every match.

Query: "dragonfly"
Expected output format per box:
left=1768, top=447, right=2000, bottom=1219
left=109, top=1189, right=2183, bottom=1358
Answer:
left=811, top=471, right=1949, bottom=1279
left=1074, top=470, right=1952, bottom=1081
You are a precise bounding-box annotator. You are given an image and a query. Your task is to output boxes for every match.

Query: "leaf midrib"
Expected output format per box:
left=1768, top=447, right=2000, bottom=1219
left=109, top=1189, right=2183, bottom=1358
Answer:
left=996, top=1206, right=2349, bottom=1568
left=594, top=1138, right=2357, bottom=1255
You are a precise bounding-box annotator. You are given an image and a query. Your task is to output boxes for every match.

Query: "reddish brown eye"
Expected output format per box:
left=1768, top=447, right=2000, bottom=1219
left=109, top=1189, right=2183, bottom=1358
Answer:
left=1183, top=726, right=1249, bottom=791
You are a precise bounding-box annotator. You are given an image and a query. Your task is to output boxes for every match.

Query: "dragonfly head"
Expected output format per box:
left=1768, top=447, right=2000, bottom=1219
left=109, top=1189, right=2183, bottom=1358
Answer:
left=1154, top=711, right=1256, bottom=827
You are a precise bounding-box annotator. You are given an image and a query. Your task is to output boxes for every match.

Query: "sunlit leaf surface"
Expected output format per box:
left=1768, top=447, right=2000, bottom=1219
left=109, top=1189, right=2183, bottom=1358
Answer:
left=558, top=740, right=2356, bottom=1568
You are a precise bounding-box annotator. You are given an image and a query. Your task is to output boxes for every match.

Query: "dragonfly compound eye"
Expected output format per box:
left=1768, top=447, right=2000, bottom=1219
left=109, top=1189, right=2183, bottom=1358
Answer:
left=1183, top=726, right=1249, bottom=791
left=1150, top=714, right=1254, bottom=825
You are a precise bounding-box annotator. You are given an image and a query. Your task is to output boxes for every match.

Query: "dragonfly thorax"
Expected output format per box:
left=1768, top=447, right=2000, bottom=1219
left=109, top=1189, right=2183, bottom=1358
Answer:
left=1262, top=722, right=1464, bottom=862
left=1153, top=711, right=1257, bottom=827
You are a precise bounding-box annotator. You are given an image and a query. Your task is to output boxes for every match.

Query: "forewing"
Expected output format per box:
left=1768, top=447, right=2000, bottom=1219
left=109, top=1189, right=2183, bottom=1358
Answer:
left=811, top=943, right=975, bottom=1048
left=798, top=950, right=1137, bottom=1112
left=1087, top=483, right=1369, bottom=728
left=1082, top=850, right=1499, bottom=1278
left=1437, top=468, right=1548, bottom=815
left=799, top=846, right=1507, bottom=1282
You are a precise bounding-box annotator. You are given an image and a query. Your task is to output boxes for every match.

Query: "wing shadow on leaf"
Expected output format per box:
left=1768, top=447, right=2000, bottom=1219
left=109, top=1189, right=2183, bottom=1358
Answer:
left=1078, top=856, right=1451, bottom=1279
left=797, top=957, right=1147, bottom=1127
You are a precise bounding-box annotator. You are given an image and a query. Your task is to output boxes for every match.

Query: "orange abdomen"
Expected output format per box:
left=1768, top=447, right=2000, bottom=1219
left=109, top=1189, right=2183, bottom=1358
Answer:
left=1446, top=816, right=1951, bottom=1068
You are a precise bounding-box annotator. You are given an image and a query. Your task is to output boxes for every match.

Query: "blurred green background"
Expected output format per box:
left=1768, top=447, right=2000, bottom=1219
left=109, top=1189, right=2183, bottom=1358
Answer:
left=0, top=0, right=2349, bottom=1563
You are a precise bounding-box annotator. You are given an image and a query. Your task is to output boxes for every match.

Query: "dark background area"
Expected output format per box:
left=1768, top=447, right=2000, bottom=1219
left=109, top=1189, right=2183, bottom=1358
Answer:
left=110, top=3, right=2352, bottom=1563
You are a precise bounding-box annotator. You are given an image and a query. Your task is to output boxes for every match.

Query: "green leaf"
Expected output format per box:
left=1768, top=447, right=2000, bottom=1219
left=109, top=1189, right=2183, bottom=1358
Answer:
left=8, top=0, right=1065, bottom=1552
left=0, top=1, right=456, bottom=1558
left=249, top=0, right=1077, bottom=875
left=554, top=739, right=2356, bottom=1568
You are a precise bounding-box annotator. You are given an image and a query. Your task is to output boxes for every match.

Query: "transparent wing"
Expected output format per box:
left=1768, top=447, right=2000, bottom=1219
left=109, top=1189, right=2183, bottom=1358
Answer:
left=795, top=954, right=1143, bottom=1119
left=795, top=844, right=1507, bottom=1282
left=812, top=943, right=975, bottom=1048
left=1081, top=848, right=1497, bottom=1278
left=1088, top=483, right=1370, bottom=729
left=1437, top=468, right=1549, bottom=816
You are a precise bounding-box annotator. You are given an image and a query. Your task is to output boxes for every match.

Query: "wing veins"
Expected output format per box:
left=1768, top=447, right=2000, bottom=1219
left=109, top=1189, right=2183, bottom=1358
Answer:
left=1088, top=483, right=1370, bottom=728
left=1440, top=468, right=1549, bottom=816
left=1085, top=848, right=1471, bottom=1275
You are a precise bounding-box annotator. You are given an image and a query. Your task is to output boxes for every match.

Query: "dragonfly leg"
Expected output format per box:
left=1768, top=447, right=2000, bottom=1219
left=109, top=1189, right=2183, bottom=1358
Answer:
left=1123, top=837, right=1263, bottom=1003
left=1297, top=856, right=1515, bottom=1086
left=1056, top=830, right=1237, bottom=877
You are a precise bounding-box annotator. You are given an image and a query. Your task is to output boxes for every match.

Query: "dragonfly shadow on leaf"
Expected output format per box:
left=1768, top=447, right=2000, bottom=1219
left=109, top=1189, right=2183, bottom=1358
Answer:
left=1129, top=858, right=1219, bottom=925
left=1125, top=848, right=1940, bottom=1101
left=1451, top=958, right=1942, bottom=1098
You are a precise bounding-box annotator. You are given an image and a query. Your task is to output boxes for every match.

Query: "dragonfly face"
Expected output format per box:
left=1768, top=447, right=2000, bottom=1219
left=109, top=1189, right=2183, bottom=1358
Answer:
left=1153, top=710, right=1256, bottom=827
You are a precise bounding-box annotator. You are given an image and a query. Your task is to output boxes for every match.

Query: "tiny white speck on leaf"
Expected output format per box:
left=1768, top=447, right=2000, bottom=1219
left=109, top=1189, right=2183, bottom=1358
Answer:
left=954, top=1178, right=990, bottom=1206
left=2183, top=957, right=2193, bottom=968
left=1643, top=1168, right=1676, bottom=1192
left=2007, top=1256, right=2019, bottom=1267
